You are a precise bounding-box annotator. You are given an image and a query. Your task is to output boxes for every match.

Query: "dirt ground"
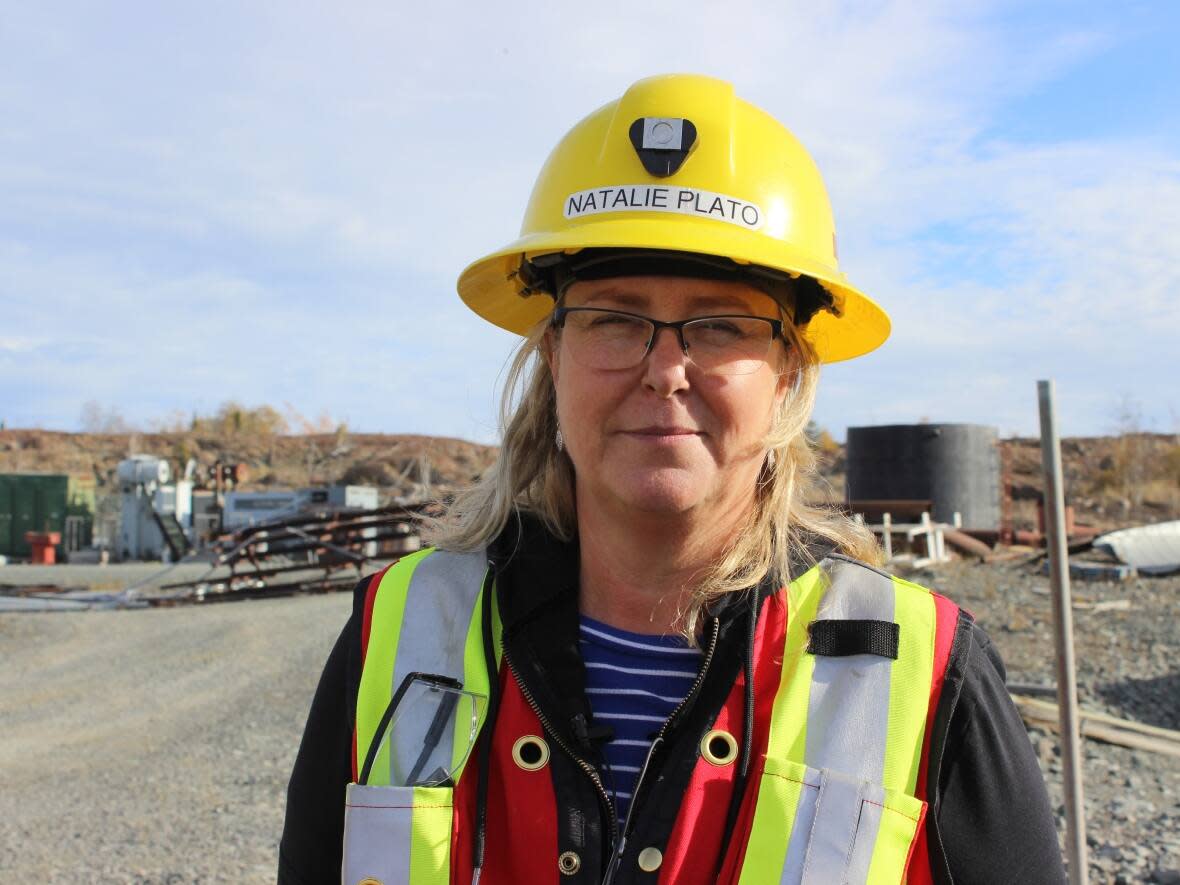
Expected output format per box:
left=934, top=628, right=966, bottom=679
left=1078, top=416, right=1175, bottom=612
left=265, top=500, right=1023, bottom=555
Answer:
left=2, top=557, right=1177, bottom=883
left=0, top=591, right=353, bottom=883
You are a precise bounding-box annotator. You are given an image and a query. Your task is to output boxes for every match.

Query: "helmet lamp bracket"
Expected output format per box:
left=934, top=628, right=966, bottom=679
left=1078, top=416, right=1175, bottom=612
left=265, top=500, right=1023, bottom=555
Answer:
left=628, top=117, right=698, bottom=177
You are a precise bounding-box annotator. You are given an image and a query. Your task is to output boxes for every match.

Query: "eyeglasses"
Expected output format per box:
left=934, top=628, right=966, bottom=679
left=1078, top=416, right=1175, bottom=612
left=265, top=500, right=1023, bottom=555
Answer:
left=358, top=672, right=487, bottom=788
left=551, top=307, right=785, bottom=376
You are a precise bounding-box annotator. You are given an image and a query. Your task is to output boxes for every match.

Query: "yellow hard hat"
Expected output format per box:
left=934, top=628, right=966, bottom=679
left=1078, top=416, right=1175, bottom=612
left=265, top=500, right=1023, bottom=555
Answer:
left=456, top=74, right=890, bottom=363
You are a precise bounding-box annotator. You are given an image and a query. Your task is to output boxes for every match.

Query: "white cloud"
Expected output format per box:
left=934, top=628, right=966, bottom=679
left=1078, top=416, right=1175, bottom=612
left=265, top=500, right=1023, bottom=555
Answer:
left=0, top=1, right=1176, bottom=437
left=0, top=337, right=46, bottom=353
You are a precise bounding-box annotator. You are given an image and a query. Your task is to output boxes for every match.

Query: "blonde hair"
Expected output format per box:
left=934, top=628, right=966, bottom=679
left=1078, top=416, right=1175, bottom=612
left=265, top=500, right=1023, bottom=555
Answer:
left=423, top=299, right=882, bottom=637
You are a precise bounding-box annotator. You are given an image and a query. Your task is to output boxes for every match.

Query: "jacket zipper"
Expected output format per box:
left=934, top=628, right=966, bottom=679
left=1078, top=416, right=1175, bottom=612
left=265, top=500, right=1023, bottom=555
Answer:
left=502, top=645, right=621, bottom=850
left=601, top=616, right=721, bottom=884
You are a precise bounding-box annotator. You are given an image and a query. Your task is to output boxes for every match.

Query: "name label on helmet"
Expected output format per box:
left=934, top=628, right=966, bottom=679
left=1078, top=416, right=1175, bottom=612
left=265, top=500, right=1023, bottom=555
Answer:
left=563, top=184, right=762, bottom=230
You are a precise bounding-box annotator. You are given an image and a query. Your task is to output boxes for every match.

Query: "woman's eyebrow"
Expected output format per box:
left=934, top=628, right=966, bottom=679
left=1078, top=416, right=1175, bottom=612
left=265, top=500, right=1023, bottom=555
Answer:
left=578, top=288, right=647, bottom=308
left=687, top=294, right=758, bottom=311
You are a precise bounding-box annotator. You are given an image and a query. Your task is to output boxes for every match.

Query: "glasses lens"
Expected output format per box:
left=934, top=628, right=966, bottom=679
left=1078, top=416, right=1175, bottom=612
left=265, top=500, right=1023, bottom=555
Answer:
left=562, top=309, right=653, bottom=370
left=378, top=676, right=487, bottom=787
left=683, top=317, right=776, bottom=375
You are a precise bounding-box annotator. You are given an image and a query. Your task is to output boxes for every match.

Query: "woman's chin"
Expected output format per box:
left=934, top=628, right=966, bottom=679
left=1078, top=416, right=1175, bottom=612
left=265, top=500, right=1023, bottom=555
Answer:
left=610, top=468, right=711, bottom=515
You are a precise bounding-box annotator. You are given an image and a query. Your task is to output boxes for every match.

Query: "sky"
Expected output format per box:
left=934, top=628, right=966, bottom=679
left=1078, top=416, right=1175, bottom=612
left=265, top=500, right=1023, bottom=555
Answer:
left=1, top=1, right=1178, bottom=442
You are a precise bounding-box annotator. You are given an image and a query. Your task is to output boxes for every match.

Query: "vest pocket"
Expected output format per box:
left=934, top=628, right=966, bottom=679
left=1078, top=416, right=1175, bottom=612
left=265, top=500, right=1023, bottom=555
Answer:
left=342, top=783, right=453, bottom=885
left=738, top=757, right=926, bottom=885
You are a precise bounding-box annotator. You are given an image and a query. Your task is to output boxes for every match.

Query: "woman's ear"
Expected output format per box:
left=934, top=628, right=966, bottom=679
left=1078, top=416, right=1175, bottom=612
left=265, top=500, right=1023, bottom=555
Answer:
left=775, top=368, right=792, bottom=407
left=543, top=327, right=559, bottom=383
left=774, top=340, right=800, bottom=406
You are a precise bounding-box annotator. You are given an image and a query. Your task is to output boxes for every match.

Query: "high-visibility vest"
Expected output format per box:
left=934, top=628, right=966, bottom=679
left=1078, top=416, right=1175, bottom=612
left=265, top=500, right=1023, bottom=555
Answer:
left=345, top=547, right=958, bottom=885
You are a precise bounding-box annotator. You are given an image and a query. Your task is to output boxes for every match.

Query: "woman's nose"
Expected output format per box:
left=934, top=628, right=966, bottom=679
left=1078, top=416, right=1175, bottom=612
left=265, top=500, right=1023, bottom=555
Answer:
left=642, top=326, right=691, bottom=395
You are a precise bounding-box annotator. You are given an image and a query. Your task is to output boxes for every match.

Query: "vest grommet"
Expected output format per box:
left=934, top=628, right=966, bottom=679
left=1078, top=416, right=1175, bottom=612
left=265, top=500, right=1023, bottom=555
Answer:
left=700, top=728, right=739, bottom=766
left=512, top=734, right=551, bottom=771
left=637, top=846, right=663, bottom=872
left=558, top=850, right=581, bottom=875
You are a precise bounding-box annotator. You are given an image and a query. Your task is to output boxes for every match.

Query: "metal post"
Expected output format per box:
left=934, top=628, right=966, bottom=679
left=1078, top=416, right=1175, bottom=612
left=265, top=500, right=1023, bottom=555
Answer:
left=1037, top=380, right=1088, bottom=884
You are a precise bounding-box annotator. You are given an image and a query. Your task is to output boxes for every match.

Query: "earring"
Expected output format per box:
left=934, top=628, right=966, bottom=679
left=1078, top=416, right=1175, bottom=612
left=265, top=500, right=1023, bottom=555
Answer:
left=556, top=429, right=564, bottom=453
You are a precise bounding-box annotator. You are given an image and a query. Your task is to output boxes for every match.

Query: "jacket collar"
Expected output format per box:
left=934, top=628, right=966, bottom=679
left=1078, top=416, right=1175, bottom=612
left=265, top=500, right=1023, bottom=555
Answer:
left=486, top=511, right=785, bottom=755
left=487, top=509, right=831, bottom=633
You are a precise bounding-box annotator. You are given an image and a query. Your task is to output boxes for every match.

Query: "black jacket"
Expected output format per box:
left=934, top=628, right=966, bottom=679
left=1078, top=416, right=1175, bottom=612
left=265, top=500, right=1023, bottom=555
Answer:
left=279, top=521, right=1065, bottom=884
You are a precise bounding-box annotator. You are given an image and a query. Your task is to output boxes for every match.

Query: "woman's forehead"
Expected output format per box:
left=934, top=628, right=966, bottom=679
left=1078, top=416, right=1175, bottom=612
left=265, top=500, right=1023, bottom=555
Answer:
left=563, top=275, right=781, bottom=316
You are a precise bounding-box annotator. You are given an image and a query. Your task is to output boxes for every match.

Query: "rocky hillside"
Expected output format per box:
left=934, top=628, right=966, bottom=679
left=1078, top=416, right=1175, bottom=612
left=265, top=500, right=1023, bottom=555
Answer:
left=1, top=429, right=1176, bottom=532
left=0, top=429, right=497, bottom=505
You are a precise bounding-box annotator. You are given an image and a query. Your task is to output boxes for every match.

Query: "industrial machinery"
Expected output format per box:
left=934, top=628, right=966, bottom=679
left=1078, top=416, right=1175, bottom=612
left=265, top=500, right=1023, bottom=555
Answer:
left=115, top=453, right=381, bottom=562
left=117, top=456, right=192, bottom=561
left=222, top=485, right=378, bottom=531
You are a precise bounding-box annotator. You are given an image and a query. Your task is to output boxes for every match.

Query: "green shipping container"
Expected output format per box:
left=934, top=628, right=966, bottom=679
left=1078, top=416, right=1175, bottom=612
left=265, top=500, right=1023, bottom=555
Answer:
left=0, top=473, right=95, bottom=558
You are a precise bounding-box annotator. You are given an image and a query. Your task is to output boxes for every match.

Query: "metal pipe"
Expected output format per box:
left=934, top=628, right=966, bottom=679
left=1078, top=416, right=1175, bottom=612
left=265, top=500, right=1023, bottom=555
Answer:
left=1037, top=379, right=1088, bottom=884
left=284, top=523, right=366, bottom=563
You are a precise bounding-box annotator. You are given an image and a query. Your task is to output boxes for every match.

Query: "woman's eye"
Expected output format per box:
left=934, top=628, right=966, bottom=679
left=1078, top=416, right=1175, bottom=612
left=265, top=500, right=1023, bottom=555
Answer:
left=588, top=313, right=641, bottom=329
left=694, top=319, right=742, bottom=335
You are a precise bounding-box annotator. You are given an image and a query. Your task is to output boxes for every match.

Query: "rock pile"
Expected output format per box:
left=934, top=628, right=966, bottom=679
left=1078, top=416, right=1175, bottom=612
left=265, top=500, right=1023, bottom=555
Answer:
left=916, top=559, right=1180, bottom=883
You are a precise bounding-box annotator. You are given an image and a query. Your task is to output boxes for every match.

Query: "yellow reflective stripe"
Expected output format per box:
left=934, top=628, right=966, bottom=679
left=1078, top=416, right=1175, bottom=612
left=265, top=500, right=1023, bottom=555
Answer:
left=355, top=548, right=434, bottom=786
left=737, top=757, right=809, bottom=884
left=450, top=575, right=502, bottom=779
left=764, top=564, right=827, bottom=761
left=739, top=561, right=938, bottom=883
left=408, top=785, right=453, bottom=884
left=882, top=577, right=937, bottom=794
left=739, top=566, right=825, bottom=883
left=864, top=788, right=926, bottom=884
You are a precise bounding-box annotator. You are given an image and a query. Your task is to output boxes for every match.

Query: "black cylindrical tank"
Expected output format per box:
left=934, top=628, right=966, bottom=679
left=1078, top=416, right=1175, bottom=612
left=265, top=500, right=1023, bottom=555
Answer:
left=845, top=424, right=1000, bottom=530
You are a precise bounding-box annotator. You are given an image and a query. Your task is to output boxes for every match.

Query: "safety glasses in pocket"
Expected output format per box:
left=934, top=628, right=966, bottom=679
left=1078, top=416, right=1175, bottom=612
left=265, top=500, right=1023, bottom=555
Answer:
left=358, top=672, right=488, bottom=788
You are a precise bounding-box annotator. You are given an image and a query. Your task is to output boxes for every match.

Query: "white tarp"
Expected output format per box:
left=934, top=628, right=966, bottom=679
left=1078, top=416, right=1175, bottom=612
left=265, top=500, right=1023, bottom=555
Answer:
left=1093, top=520, right=1180, bottom=575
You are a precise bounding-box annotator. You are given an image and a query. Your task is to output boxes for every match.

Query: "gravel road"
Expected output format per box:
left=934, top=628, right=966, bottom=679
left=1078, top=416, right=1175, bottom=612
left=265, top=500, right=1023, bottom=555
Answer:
left=0, top=592, right=351, bottom=883
left=2, top=559, right=1177, bottom=883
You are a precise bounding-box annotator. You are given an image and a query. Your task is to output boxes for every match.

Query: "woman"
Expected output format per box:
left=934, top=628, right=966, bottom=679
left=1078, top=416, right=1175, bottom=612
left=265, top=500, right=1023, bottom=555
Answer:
left=280, top=75, right=1064, bottom=884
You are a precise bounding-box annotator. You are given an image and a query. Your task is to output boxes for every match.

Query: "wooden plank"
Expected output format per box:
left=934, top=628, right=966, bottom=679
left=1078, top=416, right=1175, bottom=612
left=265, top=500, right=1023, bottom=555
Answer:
left=1013, top=694, right=1180, bottom=742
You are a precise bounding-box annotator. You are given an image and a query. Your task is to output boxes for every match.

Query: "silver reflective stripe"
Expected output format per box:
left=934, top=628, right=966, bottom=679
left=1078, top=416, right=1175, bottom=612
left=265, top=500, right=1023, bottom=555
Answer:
left=769, top=560, right=910, bottom=885
left=803, top=559, right=895, bottom=782
left=799, top=769, right=865, bottom=885
left=342, top=783, right=414, bottom=885
left=391, top=549, right=487, bottom=687
left=846, top=782, right=886, bottom=883
left=779, top=768, right=886, bottom=885
left=386, top=550, right=487, bottom=775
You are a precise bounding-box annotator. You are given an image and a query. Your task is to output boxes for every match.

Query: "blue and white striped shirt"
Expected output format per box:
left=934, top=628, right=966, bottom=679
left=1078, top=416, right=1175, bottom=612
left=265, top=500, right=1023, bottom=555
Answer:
left=578, top=615, right=702, bottom=822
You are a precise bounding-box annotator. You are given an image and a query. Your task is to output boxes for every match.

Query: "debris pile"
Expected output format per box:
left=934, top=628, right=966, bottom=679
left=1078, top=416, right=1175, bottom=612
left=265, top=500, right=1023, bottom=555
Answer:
left=146, top=505, right=433, bottom=603
left=0, top=504, right=436, bottom=610
left=933, top=558, right=1180, bottom=881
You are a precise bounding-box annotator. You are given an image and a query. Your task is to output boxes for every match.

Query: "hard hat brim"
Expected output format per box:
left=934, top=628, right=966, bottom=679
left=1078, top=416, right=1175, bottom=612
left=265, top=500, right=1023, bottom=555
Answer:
left=457, top=218, right=890, bottom=364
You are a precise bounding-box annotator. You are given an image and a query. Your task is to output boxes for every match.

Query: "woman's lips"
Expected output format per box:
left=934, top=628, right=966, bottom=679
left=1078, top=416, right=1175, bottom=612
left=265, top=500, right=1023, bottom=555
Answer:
left=621, top=426, right=702, bottom=440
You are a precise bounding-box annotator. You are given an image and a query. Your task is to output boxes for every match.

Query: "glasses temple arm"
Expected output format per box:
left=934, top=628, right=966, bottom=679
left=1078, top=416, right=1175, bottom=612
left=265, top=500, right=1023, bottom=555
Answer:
left=407, top=691, right=461, bottom=786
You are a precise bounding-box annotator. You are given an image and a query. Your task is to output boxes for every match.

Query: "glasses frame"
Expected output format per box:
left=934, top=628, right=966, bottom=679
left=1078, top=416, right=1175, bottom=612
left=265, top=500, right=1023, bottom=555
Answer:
left=550, top=306, right=786, bottom=375
left=358, top=671, right=485, bottom=787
